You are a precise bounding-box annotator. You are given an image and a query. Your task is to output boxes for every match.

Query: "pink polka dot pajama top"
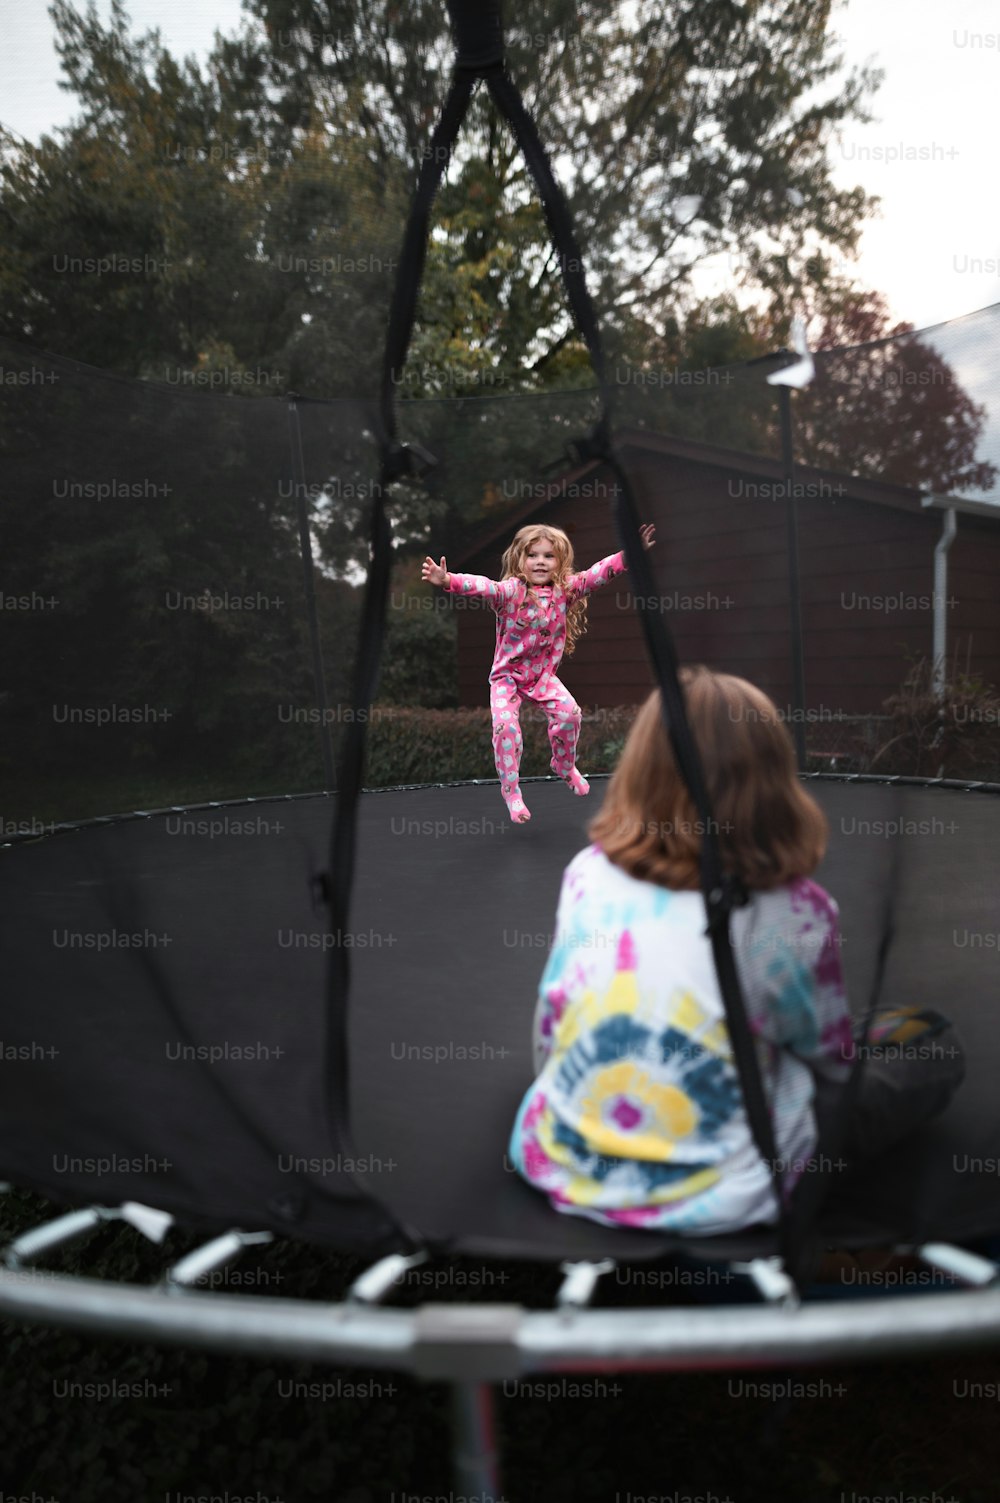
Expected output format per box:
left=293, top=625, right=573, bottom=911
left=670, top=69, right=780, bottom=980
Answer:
left=446, top=552, right=627, bottom=804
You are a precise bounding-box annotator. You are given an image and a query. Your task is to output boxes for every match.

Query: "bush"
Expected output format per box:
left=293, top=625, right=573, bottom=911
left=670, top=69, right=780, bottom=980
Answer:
left=378, top=602, right=458, bottom=708
left=868, top=655, right=1000, bottom=779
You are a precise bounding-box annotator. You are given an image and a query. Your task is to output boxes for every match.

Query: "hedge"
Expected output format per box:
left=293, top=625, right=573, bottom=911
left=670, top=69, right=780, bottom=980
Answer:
left=362, top=703, right=641, bottom=786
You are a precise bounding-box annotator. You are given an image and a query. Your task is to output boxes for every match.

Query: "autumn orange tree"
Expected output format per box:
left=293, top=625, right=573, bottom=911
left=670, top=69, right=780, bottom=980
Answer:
left=796, top=289, right=997, bottom=496
left=620, top=287, right=997, bottom=499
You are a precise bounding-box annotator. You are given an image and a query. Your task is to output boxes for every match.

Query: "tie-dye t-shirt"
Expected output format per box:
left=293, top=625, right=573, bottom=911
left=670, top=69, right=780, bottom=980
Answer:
left=508, top=845, right=853, bottom=1234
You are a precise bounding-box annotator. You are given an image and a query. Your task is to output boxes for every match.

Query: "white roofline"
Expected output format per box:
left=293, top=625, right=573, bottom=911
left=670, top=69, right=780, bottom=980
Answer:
left=920, top=492, right=1000, bottom=521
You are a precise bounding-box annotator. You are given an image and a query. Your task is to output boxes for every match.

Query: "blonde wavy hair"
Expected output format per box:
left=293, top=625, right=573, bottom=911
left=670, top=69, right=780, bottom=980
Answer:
left=499, top=524, right=588, bottom=655
left=589, top=667, right=828, bottom=891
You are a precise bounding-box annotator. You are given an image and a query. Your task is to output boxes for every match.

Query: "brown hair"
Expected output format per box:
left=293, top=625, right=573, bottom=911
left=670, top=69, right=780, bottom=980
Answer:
left=500, top=524, right=587, bottom=655
left=589, top=667, right=827, bottom=891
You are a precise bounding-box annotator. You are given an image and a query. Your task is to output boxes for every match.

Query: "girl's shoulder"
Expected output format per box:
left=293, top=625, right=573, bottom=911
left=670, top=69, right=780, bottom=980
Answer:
left=747, top=874, right=837, bottom=911
left=562, top=842, right=603, bottom=883
left=560, top=842, right=613, bottom=901
left=563, top=843, right=693, bottom=908
left=740, top=877, right=841, bottom=948
left=783, top=874, right=840, bottom=922
left=565, top=851, right=838, bottom=922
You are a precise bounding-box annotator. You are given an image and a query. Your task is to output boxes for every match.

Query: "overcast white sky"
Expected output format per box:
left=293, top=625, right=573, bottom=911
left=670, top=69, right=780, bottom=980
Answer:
left=2, top=0, right=999, bottom=332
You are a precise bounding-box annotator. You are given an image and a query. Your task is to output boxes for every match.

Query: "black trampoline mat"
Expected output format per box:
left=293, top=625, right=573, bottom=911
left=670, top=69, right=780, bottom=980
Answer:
left=2, top=778, right=998, bottom=1262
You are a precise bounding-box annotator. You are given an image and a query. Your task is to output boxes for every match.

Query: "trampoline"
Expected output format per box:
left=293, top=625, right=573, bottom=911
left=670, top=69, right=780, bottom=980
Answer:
left=2, top=2, right=1000, bottom=1494
left=3, top=773, right=1000, bottom=1260
left=3, top=773, right=1000, bottom=1489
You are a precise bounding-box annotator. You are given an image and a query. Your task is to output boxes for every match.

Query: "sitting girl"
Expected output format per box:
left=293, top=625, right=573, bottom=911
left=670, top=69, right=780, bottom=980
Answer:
left=508, top=668, right=964, bottom=1233
left=422, top=521, right=654, bottom=823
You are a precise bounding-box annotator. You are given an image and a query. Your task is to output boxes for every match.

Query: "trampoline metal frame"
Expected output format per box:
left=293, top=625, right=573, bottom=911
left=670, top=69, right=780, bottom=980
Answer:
left=4, top=1237, right=1000, bottom=1376
left=3, top=770, right=999, bottom=853
left=3, top=1197, right=1000, bottom=1495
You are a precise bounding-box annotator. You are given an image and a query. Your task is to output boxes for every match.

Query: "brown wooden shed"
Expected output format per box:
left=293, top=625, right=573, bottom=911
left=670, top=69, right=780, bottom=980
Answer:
left=453, top=429, right=1000, bottom=718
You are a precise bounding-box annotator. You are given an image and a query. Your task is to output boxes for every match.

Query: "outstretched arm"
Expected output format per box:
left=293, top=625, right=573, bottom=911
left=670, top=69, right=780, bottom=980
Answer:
left=421, top=554, right=516, bottom=603
left=567, top=522, right=656, bottom=596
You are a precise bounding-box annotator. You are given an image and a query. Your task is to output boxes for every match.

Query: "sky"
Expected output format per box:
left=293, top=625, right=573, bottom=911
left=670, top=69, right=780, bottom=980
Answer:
left=2, top=0, right=1000, bottom=334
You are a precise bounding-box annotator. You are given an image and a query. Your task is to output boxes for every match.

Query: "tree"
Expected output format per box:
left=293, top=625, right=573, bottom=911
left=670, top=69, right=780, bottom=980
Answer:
left=606, top=286, right=998, bottom=500
left=0, top=0, right=407, bottom=394
left=15, top=0, right=991, bottom=767
left=795, top=289, right=998, bottom=496
left=247, top=0, right=883, bottom=377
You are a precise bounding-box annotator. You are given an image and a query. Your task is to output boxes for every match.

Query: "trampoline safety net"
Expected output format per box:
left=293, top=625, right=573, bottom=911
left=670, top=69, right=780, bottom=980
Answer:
left=1, top=0, right=1000, bottom=1281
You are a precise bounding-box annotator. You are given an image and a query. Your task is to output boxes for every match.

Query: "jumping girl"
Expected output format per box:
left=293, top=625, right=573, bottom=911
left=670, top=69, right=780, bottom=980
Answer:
left=508, top=668, right=965, bottom=1234
left=421, top=522, right=655, bottom=822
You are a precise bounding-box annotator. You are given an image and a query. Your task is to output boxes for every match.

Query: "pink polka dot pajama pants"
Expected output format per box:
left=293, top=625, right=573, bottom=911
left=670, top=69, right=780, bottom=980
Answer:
left=491, top=673, right=582, bottom=808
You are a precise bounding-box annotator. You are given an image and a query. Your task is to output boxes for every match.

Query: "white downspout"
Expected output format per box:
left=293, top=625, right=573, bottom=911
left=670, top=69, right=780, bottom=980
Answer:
left=932, top=507, right=957, bottom=697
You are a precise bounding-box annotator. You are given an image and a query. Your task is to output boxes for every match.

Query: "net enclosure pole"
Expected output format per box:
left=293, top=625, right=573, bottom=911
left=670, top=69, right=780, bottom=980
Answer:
left=932, top=505, right=957, bottom=697
left=779, top=384, right=807, bottom=769
left=451, top=1381, right=503, bottom=1497
left=287, top=394, right=335, bottom=788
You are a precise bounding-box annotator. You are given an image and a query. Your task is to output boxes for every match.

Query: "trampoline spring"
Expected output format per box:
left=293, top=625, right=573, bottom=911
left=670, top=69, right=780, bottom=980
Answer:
left=3, top=1206, right=114, bottom=1269
left=732, top=1257, right=799, bottom=1308
left=162, top=1229, right=275, bottom=1291
left=914, top=1243, right=1000, bottom=1288
left=556, top=1259, right=616, bottom=1309
left=347, top=1250, right=431, bottom=1304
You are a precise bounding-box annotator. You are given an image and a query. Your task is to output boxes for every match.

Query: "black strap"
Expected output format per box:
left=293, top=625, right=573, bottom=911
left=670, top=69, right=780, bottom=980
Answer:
left=484, top=44, right=793, bottom=1260
left=445, top=0, right=505, bottom=72
left=319, top=76, right=478, bottom=1256
left=483, top=69, right=609, bottom=397
left=607, top=446, right=791, bottom=1273
left=321, top=0, right=798, bottom=1275
left=379, top=71, right=477, bottom=439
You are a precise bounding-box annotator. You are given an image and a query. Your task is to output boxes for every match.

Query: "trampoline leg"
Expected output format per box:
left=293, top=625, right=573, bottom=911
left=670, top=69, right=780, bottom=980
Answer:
left=451, top=1380, right=503, bottom=1498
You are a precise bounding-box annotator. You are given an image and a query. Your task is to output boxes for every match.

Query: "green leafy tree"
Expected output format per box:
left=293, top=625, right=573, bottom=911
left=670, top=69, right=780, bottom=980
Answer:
left=21, top=0, right=990, bottom=774
left=248, top=0, right=883, bottom=376
left=0, top=0, right=406, bottom=394
left=0, top=0, right=889, bottom=568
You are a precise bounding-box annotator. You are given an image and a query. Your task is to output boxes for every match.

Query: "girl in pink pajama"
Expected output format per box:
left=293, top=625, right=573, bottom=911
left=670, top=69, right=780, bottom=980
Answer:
left=422, top=522, right=655, bottom=822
